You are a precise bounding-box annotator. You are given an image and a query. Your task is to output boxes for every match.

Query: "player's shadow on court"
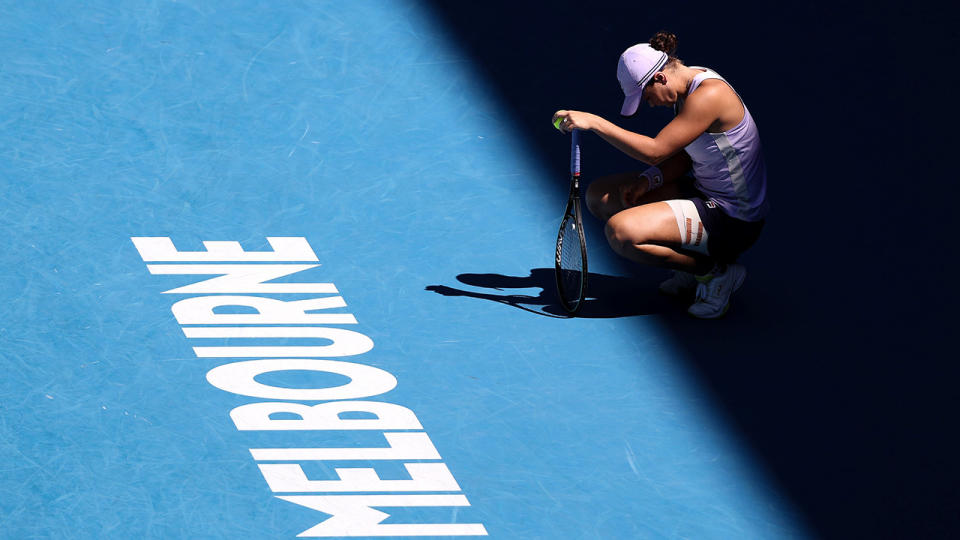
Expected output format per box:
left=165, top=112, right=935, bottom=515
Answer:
left=425, top=267, right=673, bottom=318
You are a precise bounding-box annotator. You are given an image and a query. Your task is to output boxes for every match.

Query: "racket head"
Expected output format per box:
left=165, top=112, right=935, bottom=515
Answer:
left=555, top=197, right=588, bottom=314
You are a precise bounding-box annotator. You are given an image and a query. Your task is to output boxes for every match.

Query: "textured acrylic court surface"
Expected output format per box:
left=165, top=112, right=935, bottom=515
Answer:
left=0, top=2, right=813, bottom=538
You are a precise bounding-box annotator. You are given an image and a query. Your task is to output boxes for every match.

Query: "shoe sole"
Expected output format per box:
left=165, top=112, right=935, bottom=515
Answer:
left=687, top=267, right=746, bottom=319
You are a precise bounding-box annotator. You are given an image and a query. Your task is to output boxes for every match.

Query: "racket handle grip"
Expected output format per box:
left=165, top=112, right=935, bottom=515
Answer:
left=570, top=129, right=581, bottom=176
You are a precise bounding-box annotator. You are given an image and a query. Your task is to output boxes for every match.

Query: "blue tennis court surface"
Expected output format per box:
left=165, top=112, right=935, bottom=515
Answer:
left=2, top=2, right=956, bottom=539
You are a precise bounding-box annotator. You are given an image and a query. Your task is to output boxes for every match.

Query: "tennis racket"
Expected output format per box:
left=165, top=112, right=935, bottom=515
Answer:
left=555, top=129, right=587, bottom=314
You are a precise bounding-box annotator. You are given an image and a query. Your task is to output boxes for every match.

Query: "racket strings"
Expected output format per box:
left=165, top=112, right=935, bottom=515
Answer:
left=558, top=219, right=584, bottom=305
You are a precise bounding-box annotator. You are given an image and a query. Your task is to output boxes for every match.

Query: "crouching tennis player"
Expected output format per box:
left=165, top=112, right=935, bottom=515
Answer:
left=553, top=31, right=769, bottom=319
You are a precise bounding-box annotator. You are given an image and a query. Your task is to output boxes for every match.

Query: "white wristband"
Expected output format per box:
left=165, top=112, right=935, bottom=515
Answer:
left=639, top=166, right=664, bottom=192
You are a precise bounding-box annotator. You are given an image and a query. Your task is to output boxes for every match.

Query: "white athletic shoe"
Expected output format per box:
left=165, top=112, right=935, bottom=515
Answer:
left=658, top=270, right=698, bottom=297
left=687, top=264, right=746, bottom=319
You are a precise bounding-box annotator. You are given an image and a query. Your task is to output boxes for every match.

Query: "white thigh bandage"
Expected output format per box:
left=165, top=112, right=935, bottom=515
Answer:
left=664, top=199, right=709, bottom=255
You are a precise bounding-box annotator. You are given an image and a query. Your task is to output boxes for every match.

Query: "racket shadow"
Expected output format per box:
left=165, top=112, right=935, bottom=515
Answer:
left=425, top=267, right=674, bottom=318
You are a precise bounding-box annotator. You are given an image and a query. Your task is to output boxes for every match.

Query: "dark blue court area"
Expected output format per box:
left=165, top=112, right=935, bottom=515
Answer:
left=2, top=1, right=956, bottom=538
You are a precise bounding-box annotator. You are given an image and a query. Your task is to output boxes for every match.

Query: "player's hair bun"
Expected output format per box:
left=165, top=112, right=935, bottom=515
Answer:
left=649, top=31, right=678, bottom=56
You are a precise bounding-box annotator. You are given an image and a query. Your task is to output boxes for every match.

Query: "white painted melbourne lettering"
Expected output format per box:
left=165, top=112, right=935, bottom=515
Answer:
left=184, top=326, right=374, bottom=358
left=147, top=264, right=336, bottom=294
left=205, top=359, right=395, bottom=401
left=131, top=237, right=487, bottom=537
left=258, top=462, right=461, bottom=492
left=249, top=432, right=441, bottom=461
left=277, top=495, right=488, bottom=537
left=230, top=401, right=423, bottom=431
left=171, top=295, right=355, bottom=325
left=132, top=237, right=319, bottom=262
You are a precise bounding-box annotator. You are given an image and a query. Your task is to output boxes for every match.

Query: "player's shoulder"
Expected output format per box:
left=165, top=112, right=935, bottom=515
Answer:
left=685, top=78, right=738, bottom=111
left=690, top=77, right=734, bottom=99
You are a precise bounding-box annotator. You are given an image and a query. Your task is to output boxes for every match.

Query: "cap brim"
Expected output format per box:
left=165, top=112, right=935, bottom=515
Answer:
left=620, top=93, right=641, bottom=117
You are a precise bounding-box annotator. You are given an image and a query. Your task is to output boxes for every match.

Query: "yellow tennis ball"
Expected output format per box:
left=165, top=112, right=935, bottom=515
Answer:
left=553, top=117, right=563, bottom=130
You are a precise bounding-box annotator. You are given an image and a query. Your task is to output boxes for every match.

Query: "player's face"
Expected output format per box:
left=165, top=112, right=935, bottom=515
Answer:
left=643, top=73, right=674, bottom=107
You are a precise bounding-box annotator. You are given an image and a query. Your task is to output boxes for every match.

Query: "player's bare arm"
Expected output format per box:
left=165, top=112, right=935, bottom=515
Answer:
left=554, top=88, right=721, bottom=165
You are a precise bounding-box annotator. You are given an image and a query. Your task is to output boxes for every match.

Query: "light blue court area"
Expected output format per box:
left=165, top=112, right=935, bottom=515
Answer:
left=1, top=2, right=810, bottom=538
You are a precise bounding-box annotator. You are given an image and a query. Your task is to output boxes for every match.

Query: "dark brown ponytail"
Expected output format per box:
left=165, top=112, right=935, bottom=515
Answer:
left=649, top=31, right=681, bottom=66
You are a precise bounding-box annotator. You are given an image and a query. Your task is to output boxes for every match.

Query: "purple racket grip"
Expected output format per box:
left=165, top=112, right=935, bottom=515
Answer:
left=570, top=129, right=581, bottom=176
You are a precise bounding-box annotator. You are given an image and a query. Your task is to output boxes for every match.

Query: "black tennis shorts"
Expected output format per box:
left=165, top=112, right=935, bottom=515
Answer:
left=678, top=177, right=765, bottom=263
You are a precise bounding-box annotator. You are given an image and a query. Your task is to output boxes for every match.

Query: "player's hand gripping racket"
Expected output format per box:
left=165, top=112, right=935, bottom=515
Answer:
left=555, top=129, right=587, bottom=314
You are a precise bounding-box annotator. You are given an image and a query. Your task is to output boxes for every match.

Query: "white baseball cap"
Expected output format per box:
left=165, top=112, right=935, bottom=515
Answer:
left=617, top=43, right=668, bottom=116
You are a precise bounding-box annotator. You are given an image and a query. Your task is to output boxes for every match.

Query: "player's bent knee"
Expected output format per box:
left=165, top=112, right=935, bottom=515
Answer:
left=587, top=173, right=635, bottom=220
left=603, top=221, right=622, bottom=254
left=604, top=216, right=644, bottom=255
left=585, top=182, right=612, bottom=219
